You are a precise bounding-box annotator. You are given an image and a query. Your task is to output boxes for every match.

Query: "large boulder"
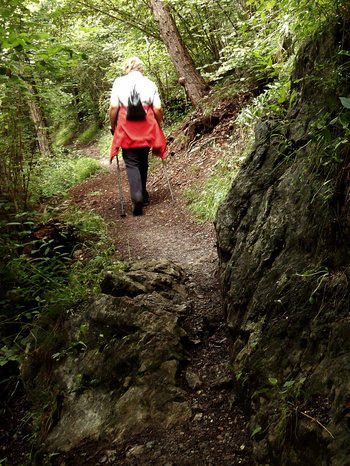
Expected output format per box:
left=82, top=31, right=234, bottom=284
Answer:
left=215, top=24, right=350, bottom=465
left=22, top=260, right=191, bottom=453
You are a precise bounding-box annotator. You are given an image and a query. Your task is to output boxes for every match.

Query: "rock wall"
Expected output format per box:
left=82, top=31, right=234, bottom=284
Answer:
left=215, top=24, right=350, bottom=465
left=22, top=260, right=191, bottom=453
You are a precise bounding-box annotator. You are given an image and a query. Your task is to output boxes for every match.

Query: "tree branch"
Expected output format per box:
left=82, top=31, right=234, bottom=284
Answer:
left=74, top=0, right=161, bottom=41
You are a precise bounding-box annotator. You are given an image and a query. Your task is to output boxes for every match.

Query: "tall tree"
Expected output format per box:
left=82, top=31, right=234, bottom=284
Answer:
left=149, top=0, right=208, bottom=107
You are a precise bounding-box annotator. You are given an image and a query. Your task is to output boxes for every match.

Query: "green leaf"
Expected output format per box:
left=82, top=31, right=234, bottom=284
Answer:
left=268, top=377, right=278, bottom=385
left=80, top=324, right=87, bottom=337
left=339, top=97, right=350, bottom=109
left=37, top=32, right=50, bottom=39
left=252, top=387, right=271, bottom=398
left=251, top=426, right=262, bottom=438
left=338, top=116, right=350, bottom=128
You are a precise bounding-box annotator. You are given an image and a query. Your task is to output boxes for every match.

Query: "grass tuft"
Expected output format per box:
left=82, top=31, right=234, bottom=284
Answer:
left=185, top=174, right=233, bottom=223
left=76, top=122, right=101, bottom=145
left=54, top=122, right=78, bottom=147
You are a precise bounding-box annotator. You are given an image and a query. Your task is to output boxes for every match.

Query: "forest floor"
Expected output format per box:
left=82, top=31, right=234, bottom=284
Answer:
left=2, top=99, right=254, bottom=465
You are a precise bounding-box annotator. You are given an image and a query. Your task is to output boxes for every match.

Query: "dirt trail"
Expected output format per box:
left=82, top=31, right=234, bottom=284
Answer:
left=73, top=141, right=218, bottom=263
left=62, top=142, right=253, bottom=464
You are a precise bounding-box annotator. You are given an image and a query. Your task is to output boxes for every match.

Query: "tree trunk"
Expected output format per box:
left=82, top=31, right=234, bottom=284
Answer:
left=149, top=0, right=208, bottom=107
left=72, top=86, right=84, bottom=124
left=27, top=84, right=50, bottom=157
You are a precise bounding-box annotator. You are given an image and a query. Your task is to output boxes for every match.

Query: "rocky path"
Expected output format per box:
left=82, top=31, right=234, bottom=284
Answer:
left=57, top=143, right=253, bottom=465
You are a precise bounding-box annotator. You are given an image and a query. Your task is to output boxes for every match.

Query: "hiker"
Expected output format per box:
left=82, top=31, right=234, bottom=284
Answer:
left=109, top=56, right=166, bottom=216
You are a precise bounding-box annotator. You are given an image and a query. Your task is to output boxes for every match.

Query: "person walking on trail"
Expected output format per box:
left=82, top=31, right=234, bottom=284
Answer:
left=109, top=56, right=166, bottom=216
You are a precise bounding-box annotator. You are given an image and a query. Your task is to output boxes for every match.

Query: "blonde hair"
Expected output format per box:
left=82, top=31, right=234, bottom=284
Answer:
left=124, top=57, right=144, bottom=74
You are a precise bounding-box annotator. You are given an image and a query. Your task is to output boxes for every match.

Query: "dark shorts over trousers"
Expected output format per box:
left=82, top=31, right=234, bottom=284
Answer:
left=122, top=147, right=150, bottom=205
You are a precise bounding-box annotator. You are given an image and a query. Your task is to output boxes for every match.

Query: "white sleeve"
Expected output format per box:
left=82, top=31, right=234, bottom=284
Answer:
left=152, top=85, right=161, bottom=108
left=110, top=80, right=120, bottom=107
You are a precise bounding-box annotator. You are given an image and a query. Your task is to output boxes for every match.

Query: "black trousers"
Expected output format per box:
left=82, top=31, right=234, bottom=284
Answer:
left=122, top=147, right=150, bottom=204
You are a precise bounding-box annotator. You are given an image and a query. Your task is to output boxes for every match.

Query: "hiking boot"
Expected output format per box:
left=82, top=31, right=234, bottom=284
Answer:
left=133, top=202, right=143, bottom=216
left=143, top=191, right=149, bottom=207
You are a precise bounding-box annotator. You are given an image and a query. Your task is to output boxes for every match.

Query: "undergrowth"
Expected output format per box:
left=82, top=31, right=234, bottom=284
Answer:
left=75, top=122, right=101, bottom=145
left=0, top=205, right=122, bottom=372
left=186, top=174, right=232, bottom=223
left=98, top=131, right=113, bottom=158
left=53, top=122, right=77, bottom=148
left=0, top=145, right=119, bottom=374
left=185, top=125, right=254, bottom=223
left=30, top=151, right=102, bottom=204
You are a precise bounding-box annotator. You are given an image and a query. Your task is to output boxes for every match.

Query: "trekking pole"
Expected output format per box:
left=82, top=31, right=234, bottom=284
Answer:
left=162, top=160, right=174, bottom=201
left=115, top=155, right=126, bottom=217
